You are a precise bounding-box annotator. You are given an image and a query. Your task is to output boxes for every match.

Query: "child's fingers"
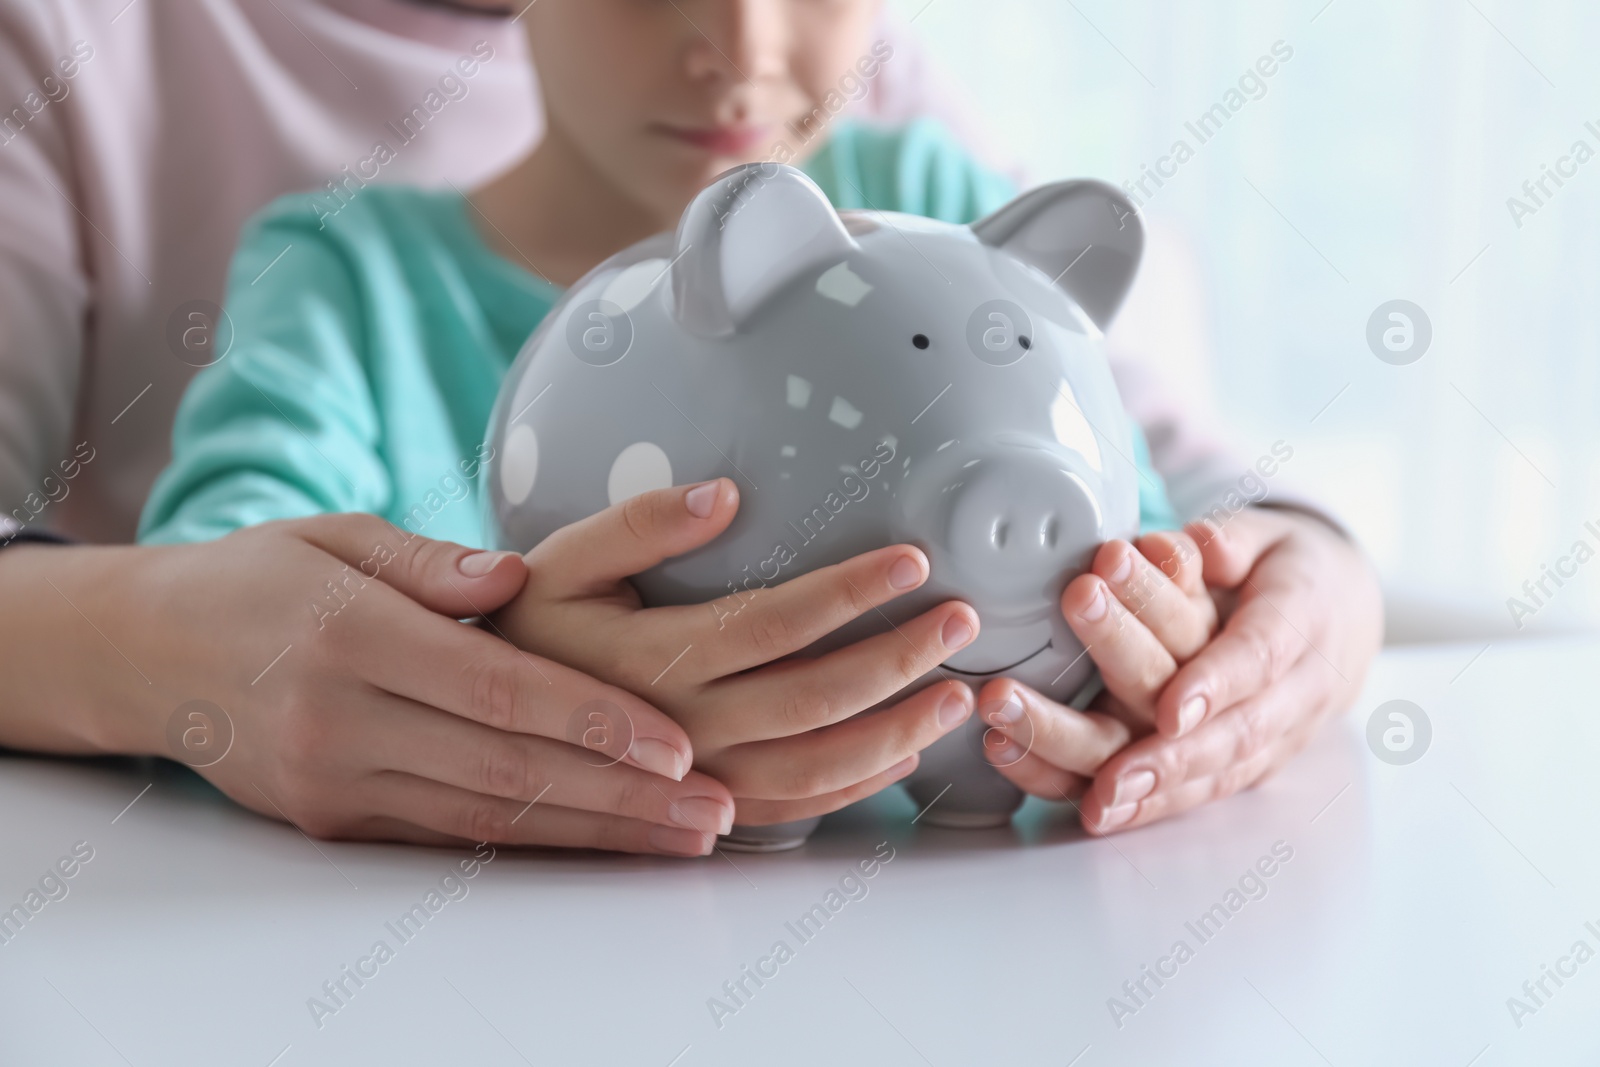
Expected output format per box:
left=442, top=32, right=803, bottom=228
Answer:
left=1135, top=529, right=1206, bottom=598
left=986, top=746, right=1091, bottom=805
left=665, top=543, right=934, bottom=678
left=701, top=603, right=978, bottom=748
left=1060, top=572, right=1177, bottom=721
left=704, top=679, right=972, bottom=800
left=976, top=678, right=1131, bottom=778
left=1090, top=539, right=1213, bottom=662
left=729, top=753, right=921, bottom=826
left=359, top=776, right=717, bottom=856
left=526, top=478, right=739, bottom=599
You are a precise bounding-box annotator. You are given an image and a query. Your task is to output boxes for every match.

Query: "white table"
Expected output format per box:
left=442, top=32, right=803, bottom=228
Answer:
left=3, top=637, right=1598, bottom=1066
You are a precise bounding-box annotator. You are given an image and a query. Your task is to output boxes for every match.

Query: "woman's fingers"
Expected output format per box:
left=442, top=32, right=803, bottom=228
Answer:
left=343, top=585, right=694, bottom=780
left=667, top=544, right=935, bottom=678
left=1061, top=571, right=1176, bottom=721
left=1088, top=539, right=1213, bottom=662
left=526, top=478, right=740, bottom=599
left=730, top=753, right=922, bottom=826
left=1184, top=509, right=1293, bottom=589
left=290, top=512, right=529, bottom=618
left=700, top=600, right=978, bottom=748
left=1156, top=576, right=1318, bottom=739
left=360, top=774, right=718, bottom=856
left=975, top=678, right=1132, bottom=778
left=705, top=679, right=973, bottom=800
left=371, top=697, right=733, bottom=832
left=1079, top=657, right=1329, bottom=834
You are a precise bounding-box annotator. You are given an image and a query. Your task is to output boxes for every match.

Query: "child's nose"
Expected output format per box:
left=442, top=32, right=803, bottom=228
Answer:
left=682, top=0, right=787, bottom=86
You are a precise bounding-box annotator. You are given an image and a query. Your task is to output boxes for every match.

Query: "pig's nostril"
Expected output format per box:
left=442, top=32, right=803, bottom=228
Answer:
left=991, top=516, right=1010, bottom=548
left=1042, top=514, right=1059, bottom=548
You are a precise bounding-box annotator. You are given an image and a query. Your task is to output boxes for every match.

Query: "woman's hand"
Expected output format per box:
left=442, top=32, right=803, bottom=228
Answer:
left=4, top=514, right=735, bottom=856
left=979, top=508, right=1383, bottom=834
left=489, top=478, right=982, bottom=828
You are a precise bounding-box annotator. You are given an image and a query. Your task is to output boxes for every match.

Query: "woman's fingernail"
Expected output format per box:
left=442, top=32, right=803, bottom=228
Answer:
left=459, top=550, right=517, bottom=577
left=1096, top=804, right=1137, bottom=831
left=670, top=797, right=734, bottom=835
left=685, top=480, right=720, bottom=518
left=1112, top=769, right=1156, bottom=807
left=648, top=825, right=713, bottom=856
left=1177, top=695, right=1207, bottom=735
left=1078, top=584, right=1108, bottom=622
left=888, top=555, right=924, bottom=590
left=937, top=690, right=971, bottom=729
left=941, top=614, right=975, bottom=649
left=1107, top=547, right=1133, bottom=584
left=628, top=737, right=688, bottom=781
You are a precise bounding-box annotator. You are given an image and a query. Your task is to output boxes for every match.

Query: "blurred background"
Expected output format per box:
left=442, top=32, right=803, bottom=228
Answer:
left=890, top=0, right=1597, bottom=642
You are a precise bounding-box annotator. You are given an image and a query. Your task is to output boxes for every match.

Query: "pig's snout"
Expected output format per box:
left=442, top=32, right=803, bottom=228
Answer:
left=939, top=449, right=1102, bottom=596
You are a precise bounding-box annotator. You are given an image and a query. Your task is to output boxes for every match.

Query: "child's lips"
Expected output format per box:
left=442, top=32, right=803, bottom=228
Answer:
left=656, top=123, right=773, bottom=155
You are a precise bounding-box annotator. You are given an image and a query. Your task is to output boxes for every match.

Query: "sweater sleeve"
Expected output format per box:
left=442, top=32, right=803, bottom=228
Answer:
left=138, top=197, right=391, bottom=544
left=0, top=12, right=91, bottom=540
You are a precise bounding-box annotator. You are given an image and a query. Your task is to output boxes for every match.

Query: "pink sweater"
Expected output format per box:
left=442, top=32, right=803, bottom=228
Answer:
left=0, top=0, right=1262, bottom=545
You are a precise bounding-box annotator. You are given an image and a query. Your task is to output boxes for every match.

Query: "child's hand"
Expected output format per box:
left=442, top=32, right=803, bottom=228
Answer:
left=973, top=528, right=1218, bottom=805
left=489, top=478, right=981, bottom=829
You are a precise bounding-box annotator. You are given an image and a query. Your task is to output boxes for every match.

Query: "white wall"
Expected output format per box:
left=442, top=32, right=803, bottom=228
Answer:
left=892, top=0, right=1600, bottom=638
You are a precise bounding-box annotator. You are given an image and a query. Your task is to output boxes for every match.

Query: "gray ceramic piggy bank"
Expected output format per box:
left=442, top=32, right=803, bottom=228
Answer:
left=484, top=162, right=1145, bottom=849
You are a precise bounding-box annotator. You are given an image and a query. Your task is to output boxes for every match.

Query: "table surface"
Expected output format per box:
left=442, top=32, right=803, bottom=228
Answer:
left=3, top=636, right=1598, bottom=1067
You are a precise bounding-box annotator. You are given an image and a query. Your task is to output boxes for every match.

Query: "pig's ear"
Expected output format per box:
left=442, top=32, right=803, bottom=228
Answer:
left=972, top=181, right=1143, bottom=331
left=671, top=164, right=858, bottom=338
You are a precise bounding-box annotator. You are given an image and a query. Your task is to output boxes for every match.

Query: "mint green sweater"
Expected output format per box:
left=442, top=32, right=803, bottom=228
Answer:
left=140, top=118, right=1175, bottom=547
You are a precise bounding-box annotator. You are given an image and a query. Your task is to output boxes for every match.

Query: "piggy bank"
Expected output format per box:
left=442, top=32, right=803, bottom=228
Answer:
left=484, top=163, right=1145, bottom=850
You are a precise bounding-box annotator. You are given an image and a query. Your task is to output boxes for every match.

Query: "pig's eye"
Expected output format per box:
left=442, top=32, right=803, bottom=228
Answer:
left=911, top=333, right=930, bottom=349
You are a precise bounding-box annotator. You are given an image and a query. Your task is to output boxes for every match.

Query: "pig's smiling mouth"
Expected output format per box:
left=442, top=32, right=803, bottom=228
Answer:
left=941, top=640, right=1053, bottom=677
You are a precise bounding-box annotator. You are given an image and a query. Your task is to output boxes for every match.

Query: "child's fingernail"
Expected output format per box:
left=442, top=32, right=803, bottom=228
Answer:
left=670, top=797, right=734, bottom=835
left=888, top=555, right=924, bottom=590
left=648, top=825, right=712, bottom=856
left=941, top=614, right=975, bottom=649
left=989, top=739, right=1026, bottom=767
left=987, top=695, right=1025, bottom=725
left=937, top=690, right=971, bottom=728
left=459, top=550, right=517, bottom=577
left=685, top=480, right=720, bottom=518
left=1177, top=695, right=1207, bottom=735
left=1078, top=584, right=1108, bottom=622
left=1096, top=804, right=1137, bottom=831
left=1108, top=547, right=1133, bottom=584
left=629, top=737, right=688, bottom=781
left=1112, top=769, right=1156, bottom=807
